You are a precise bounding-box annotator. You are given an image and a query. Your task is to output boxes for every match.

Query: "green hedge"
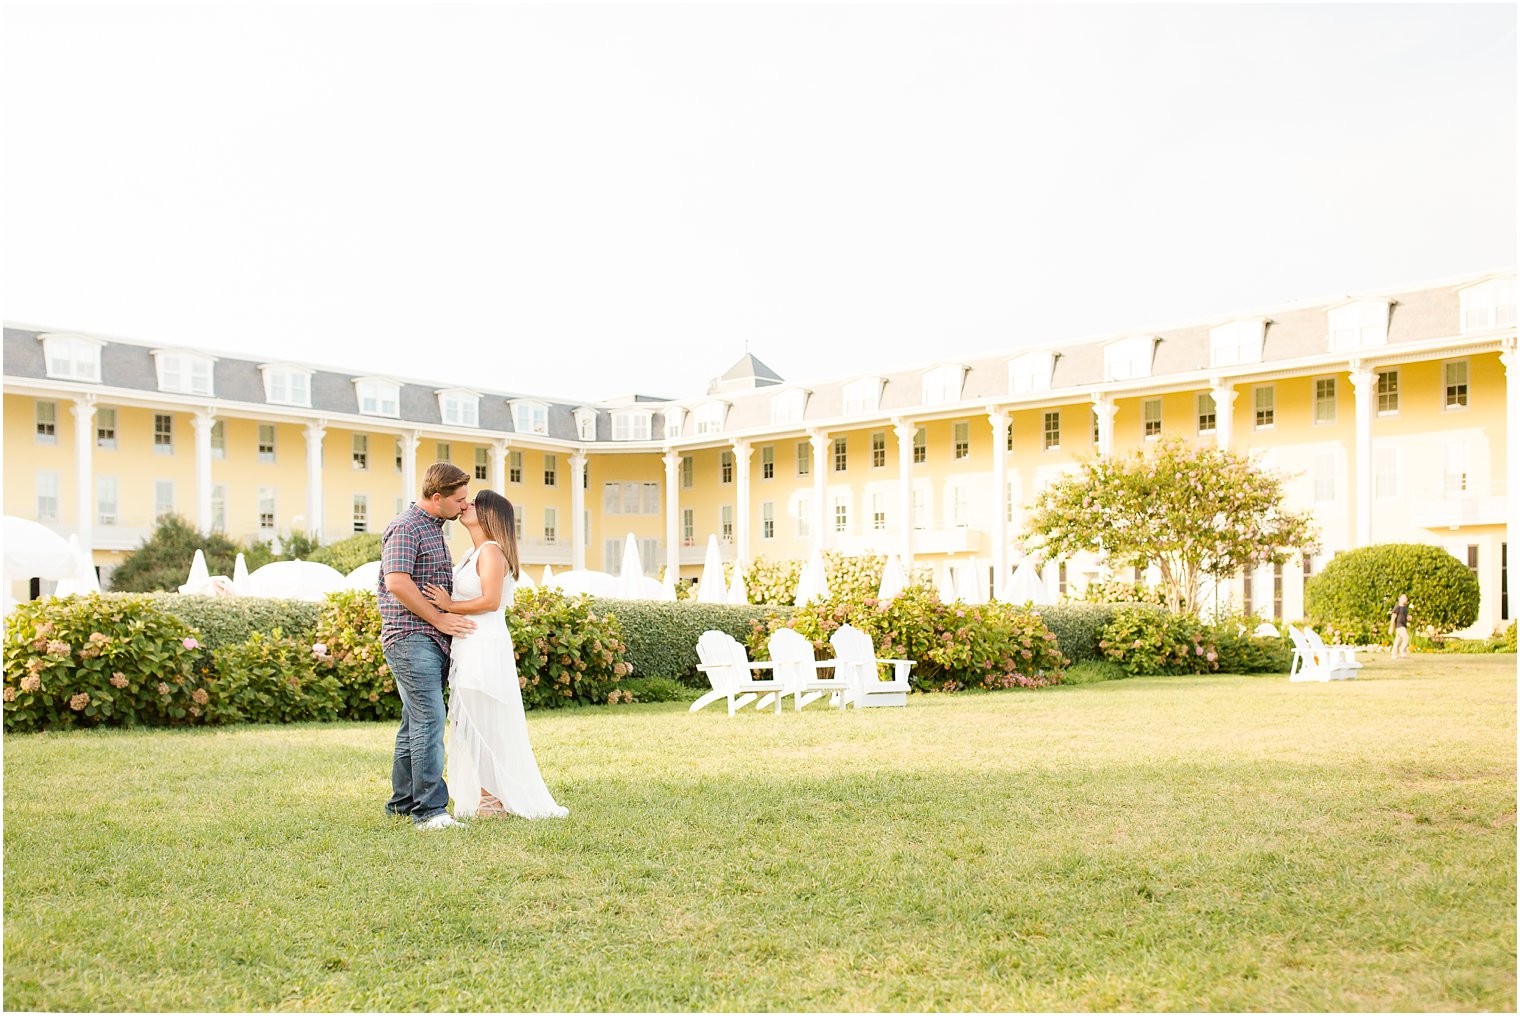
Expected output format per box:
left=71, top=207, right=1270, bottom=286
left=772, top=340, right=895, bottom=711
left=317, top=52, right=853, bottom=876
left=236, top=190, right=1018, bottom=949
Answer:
left=1034, top=602, right=1165, bottom=664
left=586, top=598, right=783, bottom=686
left=1306, top=543, right=1480, bottom=644
left=116, top=592, right=323, bottom=650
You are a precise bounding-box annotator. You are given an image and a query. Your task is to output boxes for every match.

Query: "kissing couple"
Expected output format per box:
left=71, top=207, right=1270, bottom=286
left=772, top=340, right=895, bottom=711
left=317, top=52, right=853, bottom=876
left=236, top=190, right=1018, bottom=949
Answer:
left=377, top=461, right=568, bottom=829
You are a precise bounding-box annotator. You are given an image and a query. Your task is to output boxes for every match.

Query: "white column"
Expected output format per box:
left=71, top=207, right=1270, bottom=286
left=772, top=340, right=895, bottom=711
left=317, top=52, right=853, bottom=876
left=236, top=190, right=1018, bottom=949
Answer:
left=1349, top=365, right=1376, bottom=547
left=1210, top=380, right=1237, bottom=451
left=664, top=450, right=681, bottom=584
left=70, top=395, right=96, bottom=551
left=190, top=408, right=214, bottom=534
left=893, top=419, right=915, bottom=567
left=303, top=422, right=326, bottom=542
left=732, top=440, right=752, bottom=565
left=809, top=430, right=829, bottom=554
left=400, top=431, right=420, bottom=507
left=1503, top=339, right=1518, bottom=567
left=1091, top=394, right=1117, bottom=458
left=491, top=439, right=508, bottom=493
left=988, top=408, right=1010, bottom=590
left=570, top=450, right=588, bottom=571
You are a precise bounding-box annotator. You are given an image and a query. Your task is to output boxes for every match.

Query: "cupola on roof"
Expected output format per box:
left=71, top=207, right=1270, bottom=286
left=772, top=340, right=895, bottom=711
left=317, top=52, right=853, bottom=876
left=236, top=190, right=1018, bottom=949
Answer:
left=708, top=351, right=783, bottom=395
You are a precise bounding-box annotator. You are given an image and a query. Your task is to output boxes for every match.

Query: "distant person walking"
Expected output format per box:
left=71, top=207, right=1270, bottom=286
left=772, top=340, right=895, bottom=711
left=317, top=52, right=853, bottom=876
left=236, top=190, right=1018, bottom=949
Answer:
left=1389, top=594, right=1411, bottom=659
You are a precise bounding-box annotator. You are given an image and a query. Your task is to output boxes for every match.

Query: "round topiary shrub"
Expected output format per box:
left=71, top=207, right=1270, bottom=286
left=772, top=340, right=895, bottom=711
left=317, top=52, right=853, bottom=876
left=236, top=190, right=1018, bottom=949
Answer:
left=308, top=533, right=382, bottom=576
left=1305, top=543, right=1480, bottom=645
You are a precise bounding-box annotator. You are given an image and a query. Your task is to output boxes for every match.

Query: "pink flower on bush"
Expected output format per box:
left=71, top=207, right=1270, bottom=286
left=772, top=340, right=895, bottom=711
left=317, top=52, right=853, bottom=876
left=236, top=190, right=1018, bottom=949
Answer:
left=191, top=688, right=209, bottom=705
left=110, top=673, right=129, bottom=688
left=68, top=692, right=90, bottom=711
left=2, top=687, right=14, bottom=702
left=89, top=632, right=110, bottom=644
left=157, top=682, right=171, bottom=696
left=20, top=675, right=41, bottom=693
left=189, top=705, right=202, bottom=718
left=182, top=637, right=200, bottom=651
left=311, top=642, right=328, bottom=656
left=45, top=639, right=71, bottom=656
left=1205, top=651, right=1217, bottom=662
left=1195, top=645, right=1204, bottom=655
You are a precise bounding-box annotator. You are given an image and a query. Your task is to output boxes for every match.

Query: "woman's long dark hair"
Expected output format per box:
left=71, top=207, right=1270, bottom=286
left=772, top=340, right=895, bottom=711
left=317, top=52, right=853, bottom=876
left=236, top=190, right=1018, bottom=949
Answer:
left=472, top=489, right=521, bottom=580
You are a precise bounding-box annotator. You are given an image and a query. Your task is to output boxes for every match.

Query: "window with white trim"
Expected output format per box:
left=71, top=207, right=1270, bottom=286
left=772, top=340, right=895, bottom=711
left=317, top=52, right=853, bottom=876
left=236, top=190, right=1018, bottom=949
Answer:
left=1443, top=440, right=1470, bottom=495
left=155, top=351, right=215, bottom=396
left=1197, top=392, right=1216, bottom=434
left=922, top=365, right=966, bottom=405
left=1459, top=279, right=1517, bottom=332
left=357, top=379, right=400, bottom=418
left=37, top=471, right=60, bottom=521
left=98, top=476, right=119, bottom=526
left=35, top=401, right=57, bottom=444
left=210, top=420, right=225, bottom=459
left=1327, top=300, right=1390, bottom=351
left=154, top=413, right=174, bottom=454
left=42, top=334, right=103, bottom=382
left=544, top=507, right=558, bottom=544
left=543, top=454, right=557, bottom=487
left=1008, top=350, right=1055, bottom=394
left=211, top=484, right=225, bottom=532
left=694, top=402, right=727, bottom=435
left=796, top=495, right=810, bottom=538
left=1313, top=453, right=1336, bottom=503
left=681, top=455, right=693, bottom=489
left=720, top=451, right=734, bottom=484
left=721, top=504, right=734, bottom=542
left=154, top=480, right=176, bottom=521
left=1444, top=360, right=1469, bottom=410
left=953, top=422, right=970, bottom=459
left=951, top=483, right=970, bottom=527
left=257, top=424, right=276, bottom=463
left=1208, top=320, right=1265, bottom=367
left=352, top=494, right=369, bottom=533
left=871, top=432, right=886, bottom=468
left=1103, top=336, right=1156, bottom=381
left=1142, top=399, right=1162, bottom=439
left=682, top=508, right=695, bottom=544
left=603, top=482, right=661, bottom=515
left=842, top=378, right=883, bottom=415
left=1042, top=411, right=1060, bottom=451
left=832, top=496, right=848, bottom=534
left=353, top=434, right=369, bottom=470
left=1254, top=386, right=1275, bottom=429
left=576, top=412, right=597, bottom=442
left=439, top=391, right=479, bottom=428
left=474, top=447, right=488, bottom=481
left=1376, top=370, right=1399, bottom=414
left=833, top=436, right=847, bottom=472
left=509, top=451, right=523, bottom=483
left=264, top=366, right=312, bottom=407
left=1374, top=445, right=1399, bottom=499
left=762, top=502, right=775, bottom=539
left=436, top=442, right=451, bottom=462
left=871, top=492, right=887, bottom=531
left=761, top=445, right=774, bottom=479
left=257, top=488, right=276, bottom=532
left=913, top=427, right=926, bottom=464
left=1313, top=378, right=1337, bottom=425
left=770, top=390, right=807, bottom=426
left=611, top=411, right=652, bottom=441
left=96, top=408, right=117, bottom=450
left=513, top=402, right=548, bottom=435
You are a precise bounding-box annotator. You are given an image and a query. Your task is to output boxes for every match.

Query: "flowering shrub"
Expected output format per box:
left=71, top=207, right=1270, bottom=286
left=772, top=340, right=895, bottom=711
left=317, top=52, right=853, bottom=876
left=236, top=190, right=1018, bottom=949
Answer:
left=1098, top=608, right=1218, bottom=676
left=206, top=629, right=345, bottom=724
left=510, top=587, right=633, bottom=708
left=311, top=590, right=398, bottom=721
left=1075, top=580, right=1168, bottom=608
left=1205, top=613, right=1294, bottom=674
left=744, top=553, right=935, bottom=606
left=747, top=585, right=1066, bottom=692
left=3, top=594, right=202, bottom=732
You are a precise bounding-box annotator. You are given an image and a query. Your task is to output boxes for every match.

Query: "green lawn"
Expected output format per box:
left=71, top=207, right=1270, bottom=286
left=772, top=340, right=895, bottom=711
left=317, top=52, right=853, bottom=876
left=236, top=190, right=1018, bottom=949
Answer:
left=5, top=655, right=1515, bottom=1012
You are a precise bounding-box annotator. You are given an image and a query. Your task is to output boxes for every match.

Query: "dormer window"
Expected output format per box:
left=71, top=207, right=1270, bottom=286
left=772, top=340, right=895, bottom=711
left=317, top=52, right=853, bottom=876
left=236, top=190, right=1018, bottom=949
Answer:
left=922, top=365, right=967, bottom=405
left=663, top=406, right=686, bottom=438
left=513, top=401, right=549, bottom=435
left=612, top=410, right=653, bottom=441
left=1327, top=300, right=1390, bottom=351
left=437, top=389, right=480, bottom=428
left=263, top=365, right=313, bottom=407
left=1208, top=319, right=1266, bottom=367
left=355, top=378, right=400, bottom=418
left=1103, top=335, right=1157, bottom=381
left=154, top=350, right=215, bottom=396
left=841, top=377, right=884, bottom=415
left=694, top=401, right=728, bottom=435
left=1008, top=350, right=1055, bottom=395
left=41, top=333, right=103, bottom=383
left=574, top=408, right=598, bottom=441
left=1459, top=278, right=1517, bottom=333
left=770, top=389, right=808, bottom=426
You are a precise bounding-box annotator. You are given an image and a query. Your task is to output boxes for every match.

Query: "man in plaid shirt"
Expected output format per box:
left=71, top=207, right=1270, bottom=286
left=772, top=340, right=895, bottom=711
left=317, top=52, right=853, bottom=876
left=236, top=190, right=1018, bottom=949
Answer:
left=380, top=462, right=476, bottom=830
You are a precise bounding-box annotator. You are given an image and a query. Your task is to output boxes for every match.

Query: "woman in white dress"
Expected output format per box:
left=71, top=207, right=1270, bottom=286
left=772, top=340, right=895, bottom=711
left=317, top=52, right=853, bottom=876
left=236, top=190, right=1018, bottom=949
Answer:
left=423, top=490, right=568, bottom=820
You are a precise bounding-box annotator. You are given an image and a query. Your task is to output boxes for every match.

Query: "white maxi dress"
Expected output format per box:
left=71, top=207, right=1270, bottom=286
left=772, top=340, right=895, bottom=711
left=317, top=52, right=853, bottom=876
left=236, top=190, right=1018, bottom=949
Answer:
left=445, top=541, right=569, bottom=820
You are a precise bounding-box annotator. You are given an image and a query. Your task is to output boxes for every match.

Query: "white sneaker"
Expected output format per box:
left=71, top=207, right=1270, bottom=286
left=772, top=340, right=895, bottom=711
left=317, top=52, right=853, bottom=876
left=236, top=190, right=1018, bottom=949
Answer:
left=416, top=813, right=461, bottom=831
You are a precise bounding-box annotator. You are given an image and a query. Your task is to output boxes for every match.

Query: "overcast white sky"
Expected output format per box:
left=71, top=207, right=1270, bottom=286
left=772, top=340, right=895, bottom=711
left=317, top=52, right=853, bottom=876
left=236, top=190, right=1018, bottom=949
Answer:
left=3, top=3, right=1515, bottom=403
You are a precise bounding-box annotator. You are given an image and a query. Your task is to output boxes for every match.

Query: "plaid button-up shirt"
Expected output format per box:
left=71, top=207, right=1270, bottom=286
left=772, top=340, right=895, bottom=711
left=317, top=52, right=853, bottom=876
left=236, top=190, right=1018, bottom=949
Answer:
left=378, top=503, right=454, bottom=653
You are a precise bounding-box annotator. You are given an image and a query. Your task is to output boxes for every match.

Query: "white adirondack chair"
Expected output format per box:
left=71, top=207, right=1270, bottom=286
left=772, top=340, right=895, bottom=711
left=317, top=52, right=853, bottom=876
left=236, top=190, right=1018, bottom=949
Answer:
left=768, top=628, right=852, bottom=710
left=1286, top=625, right=1358, bottom=682
left=828, top=624, right=914, bottom=708
left=692, top=630, right=784, bottom=715
left=1303, top=627, right=1362, bottom=679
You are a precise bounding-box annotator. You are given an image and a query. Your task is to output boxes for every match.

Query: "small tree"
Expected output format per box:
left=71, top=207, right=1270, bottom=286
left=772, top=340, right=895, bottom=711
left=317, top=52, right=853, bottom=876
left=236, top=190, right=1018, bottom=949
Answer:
left=1022, top=437, right=1318, bottom=614
left=1305, top=543, right=1480, bottom=644
left=109, top=515, right=320, bottom=592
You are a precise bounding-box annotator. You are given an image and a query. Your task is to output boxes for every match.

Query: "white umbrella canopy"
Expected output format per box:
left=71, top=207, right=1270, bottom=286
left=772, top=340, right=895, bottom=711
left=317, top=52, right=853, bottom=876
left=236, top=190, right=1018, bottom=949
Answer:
left=245, top=560, right=346, bottom=601
left=184, top=549, right=210, bottom=587
left=1000, top=560, right=1052, bottom=605
left=549, top=569, right=618, bottom=597
left=343, top=560, right=383, bottom=592
left=937, top=562, right=960, bottom=602
left=727, top=559, right=749, bottom=605
left=53, top=535, right=102, bottom=597
left=659, top=565, right=678, bottom=602
left=794, top=547, right=830, bottom=604
left=877, top=553, right=907, bottom=601
left=617, top=533, right=646, bottom=600
left=956, top=560, right=987, bottom=605
left=2, top=517, right=77, bottom=581
left=542, top=564, right=555, bottom=586
left=696, top=535, right=727, bottom=604
left=233, top=553, right=252, bottom=595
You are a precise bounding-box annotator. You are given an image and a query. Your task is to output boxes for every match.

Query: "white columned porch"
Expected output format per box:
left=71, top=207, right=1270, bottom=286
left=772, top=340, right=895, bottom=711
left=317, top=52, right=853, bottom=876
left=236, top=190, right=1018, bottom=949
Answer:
left=1091, top=394, right=1117, bottom=458
left=71, top=395, right=96, bottom=552
left=1349, top=365, right=1376, bottom=547
left=303, top=422, right=326, bottom=541
left=190, top=408, right=214, bottom=534
left=570, top=450, right=588, bottom=571
left=988, top=408, right=1010, bottom=589
left=733, top=439, right=752, bottom=565
left=892, top=419, right=915, bottom=567
left=809, top=430, right=829, bottom=555
left=400, top=431, right=420, bottom=505
left=664, top=450, right=681, bottom=584
left=491, top=439, right=507, bottom=495
left=1210, top=380, right=1237, bottom=451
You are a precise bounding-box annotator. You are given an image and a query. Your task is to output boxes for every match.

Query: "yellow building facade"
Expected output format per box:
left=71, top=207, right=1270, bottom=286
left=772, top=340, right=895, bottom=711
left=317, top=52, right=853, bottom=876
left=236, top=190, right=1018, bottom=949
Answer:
left=5, top=269, right=1515, bottom=634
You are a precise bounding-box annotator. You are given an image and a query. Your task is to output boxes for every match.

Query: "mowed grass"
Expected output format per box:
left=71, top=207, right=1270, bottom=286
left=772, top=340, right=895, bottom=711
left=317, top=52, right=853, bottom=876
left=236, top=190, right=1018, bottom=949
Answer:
left=5, top=655, right=1515, bottom=1012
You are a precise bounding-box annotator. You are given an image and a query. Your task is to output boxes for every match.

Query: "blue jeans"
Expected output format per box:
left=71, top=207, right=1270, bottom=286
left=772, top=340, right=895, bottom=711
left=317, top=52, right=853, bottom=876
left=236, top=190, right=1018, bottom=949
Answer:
left=384, top=634, right=450, bottom=823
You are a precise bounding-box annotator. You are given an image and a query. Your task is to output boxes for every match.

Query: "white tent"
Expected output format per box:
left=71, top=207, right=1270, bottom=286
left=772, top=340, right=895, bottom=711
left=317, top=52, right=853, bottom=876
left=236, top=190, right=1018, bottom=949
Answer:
left=696, top=535, right=727, bottom=604
left=937, top=561, right=960, bottom=602
left=245, top=560, right=346, bottom=601
left=727, top=559, right=749, bottom=605
left=955, top=560, right=986, bottom=605
left=343, top=560, right=382, bottom=592
left=52, top=535, right=102, bottom=597
left=232, top=553, right=252, bottom=596
left=4, top=517, right=89, bottom=613
left=1000, top=560, right=1053, bottom=605
left=617, top=533, right=647, bottom=600
left=877, top=553, right=907, bottom=601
